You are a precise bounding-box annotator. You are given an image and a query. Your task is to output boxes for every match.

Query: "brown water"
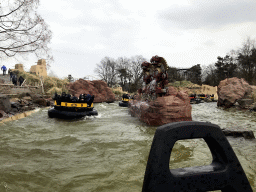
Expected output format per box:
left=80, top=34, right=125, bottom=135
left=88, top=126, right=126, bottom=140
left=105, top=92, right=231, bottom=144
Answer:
left=0, top=102, right=255, bottom=191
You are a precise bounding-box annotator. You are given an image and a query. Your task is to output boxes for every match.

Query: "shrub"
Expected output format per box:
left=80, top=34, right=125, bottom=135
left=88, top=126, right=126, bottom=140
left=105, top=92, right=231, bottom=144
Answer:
left=47, top=87, right=63, bottom=95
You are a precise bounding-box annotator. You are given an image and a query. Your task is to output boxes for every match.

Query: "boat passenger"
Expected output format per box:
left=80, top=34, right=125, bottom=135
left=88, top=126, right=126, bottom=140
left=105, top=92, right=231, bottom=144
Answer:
left=79, top=94, right=85, bottom=102
left=84, top=94, right=92, bottom=103
left=71, top=95, right=79, bottom=103
left=52, top=93, right=58, bottom=100
left=60, top=92, right=66, bottom=102
left=65, top=94, right=71, bottom=102
left=87, top=95, right=94, bottom=107
left=52, top=93, right=61, bottom=105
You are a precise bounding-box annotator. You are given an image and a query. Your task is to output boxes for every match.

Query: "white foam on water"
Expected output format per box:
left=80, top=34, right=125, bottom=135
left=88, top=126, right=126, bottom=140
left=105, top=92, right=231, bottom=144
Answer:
left=98, top=104, right=107, bottom=108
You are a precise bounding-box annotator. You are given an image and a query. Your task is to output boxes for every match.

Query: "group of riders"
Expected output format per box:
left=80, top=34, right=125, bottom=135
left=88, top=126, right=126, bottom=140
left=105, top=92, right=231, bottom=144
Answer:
left=189, top=93, right=214, bottom=101
left=122, top=93, right=134, bottom=100
left=53, top=92, right=95, bottom=106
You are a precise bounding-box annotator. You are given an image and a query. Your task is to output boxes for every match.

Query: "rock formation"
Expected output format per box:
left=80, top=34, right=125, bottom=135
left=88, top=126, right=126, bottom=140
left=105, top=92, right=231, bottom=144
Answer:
left=0, top=95, right=12, bottom=113
left=0, top=92, right=52, bottom=122
left=221, top=127, right=255, bottom=139
left=129, top=89, right=192, bottom=126
left=139, top=56, right=169, bottom=99
left=129, top=55, right=192, bottom=126
left=217, top=77, right=252, bottom=108
left=68, top=79, right=116, bottom=103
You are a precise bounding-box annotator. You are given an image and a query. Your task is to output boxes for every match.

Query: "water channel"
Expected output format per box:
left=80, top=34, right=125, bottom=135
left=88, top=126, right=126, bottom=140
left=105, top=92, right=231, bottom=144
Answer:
left=0, top=102, right=255, bottom=191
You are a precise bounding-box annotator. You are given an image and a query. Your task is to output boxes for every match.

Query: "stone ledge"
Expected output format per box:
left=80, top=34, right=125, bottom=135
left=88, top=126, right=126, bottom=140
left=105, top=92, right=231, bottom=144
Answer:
left=237, top=99, right=254, bottom=108
left=0, top=84, right=14, bottom=87
left=0, top=108, right=40, bottom=123
left=221, top=127, right=255, bottom=139
left=1, top=94, right=18, bottom=98
left=0, top=84, right=39, bottom=89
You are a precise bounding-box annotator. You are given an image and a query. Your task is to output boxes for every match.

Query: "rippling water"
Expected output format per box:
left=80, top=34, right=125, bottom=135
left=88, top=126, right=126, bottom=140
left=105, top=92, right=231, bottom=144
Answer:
left=0, top=102, right=255, bottom=191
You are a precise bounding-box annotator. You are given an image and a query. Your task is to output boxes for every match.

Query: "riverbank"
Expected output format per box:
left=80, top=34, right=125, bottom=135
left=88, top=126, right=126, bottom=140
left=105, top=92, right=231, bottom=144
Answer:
left=0, top=108, right=41, bottom=124
left=0, top=93, right=53, bottom=124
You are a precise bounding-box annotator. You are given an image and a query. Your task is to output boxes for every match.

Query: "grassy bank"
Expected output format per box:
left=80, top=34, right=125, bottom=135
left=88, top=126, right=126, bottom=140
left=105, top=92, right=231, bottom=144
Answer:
left=12, top=70, right=70, bottom=96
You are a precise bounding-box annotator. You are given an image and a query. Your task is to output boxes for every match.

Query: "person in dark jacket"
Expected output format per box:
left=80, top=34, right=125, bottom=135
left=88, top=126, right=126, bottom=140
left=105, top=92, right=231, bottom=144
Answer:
left=65, top=94, right=71, bottom=102
left=18, top=76, right=25, bottom=86
left=79, top=94, right=85, bottom=102
left=86, top=95, right=94, bottom=107
left=71, top=95, right=78, bottom=103
left=9, top=70, right=13, bottom=81
left=12, top=74, right=17, bottom=86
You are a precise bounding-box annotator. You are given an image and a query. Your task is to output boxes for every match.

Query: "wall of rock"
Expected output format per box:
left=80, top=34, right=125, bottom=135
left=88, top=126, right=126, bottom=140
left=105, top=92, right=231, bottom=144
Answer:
left=217, top=77, right=252, bottom=108
left=129, top=86, right=192, bottom=126
left=68, top=79, right=116, bottom=103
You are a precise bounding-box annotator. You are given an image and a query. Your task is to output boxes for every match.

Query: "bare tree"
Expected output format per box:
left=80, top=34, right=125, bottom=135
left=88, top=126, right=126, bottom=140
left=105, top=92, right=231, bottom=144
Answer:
left=94, top=57, right=117, bottom=87
left=95, top=55, right=148, bottom=92
left=202, top=63, right=218, bottom=86
left=201, top=64, right=208, bottom=82
left=236, top=36, right=256, bottom=84
left=129, top=55, right=146, bottom=92
left=116, top=56, right=130, bottom=91
left=0, top=0, right=53, bottom=63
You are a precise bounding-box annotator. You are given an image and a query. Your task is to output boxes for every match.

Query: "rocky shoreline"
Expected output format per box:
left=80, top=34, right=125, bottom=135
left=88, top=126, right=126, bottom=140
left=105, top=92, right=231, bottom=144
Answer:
left=0, top=93, right=53, bottom=123
left=0, top=108, right=41, bottom=123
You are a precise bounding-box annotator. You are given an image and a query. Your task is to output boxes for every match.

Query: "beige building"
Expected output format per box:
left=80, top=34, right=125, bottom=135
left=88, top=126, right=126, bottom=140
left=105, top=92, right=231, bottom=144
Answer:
left=14, top=64, right=24, bottom=71
left=30, top=59, right=47, bottom=77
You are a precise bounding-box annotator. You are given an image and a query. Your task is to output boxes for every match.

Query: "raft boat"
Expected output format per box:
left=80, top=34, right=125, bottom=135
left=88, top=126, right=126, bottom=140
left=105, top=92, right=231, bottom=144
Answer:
left=189, top=94, right=215, bottom=104
left=48, top=93, right=98, bottom=119
left=189, top=94, right=201, bottom=104
left=119, top=94, right=132, bottom=107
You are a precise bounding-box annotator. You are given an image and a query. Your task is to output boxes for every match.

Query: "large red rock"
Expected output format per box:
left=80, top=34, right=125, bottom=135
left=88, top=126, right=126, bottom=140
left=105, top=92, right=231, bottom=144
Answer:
left=217, top=77, right=252, bottom=108
left=129, top=88, right=192, bottom=126
left=68, top=79, right=116, bottom=103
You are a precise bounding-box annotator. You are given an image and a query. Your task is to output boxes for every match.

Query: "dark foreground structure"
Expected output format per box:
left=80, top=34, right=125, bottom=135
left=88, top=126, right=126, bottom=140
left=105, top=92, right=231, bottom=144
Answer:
left=142, top=121, right=253, bottom=192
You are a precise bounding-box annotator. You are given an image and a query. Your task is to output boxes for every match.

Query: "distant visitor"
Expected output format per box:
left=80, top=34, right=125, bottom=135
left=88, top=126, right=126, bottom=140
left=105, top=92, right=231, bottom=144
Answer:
left=9, top=69, right=13, bottom=81
left=12, top=74, right=17, bottom=86
left=1, top=65, right=7, bottom=76
left=18, top=76, right=25, bottom=86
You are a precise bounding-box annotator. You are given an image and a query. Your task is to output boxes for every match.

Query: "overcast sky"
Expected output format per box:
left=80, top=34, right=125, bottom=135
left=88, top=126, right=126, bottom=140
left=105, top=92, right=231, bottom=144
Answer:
left=3, top=0, right=256, bottom=79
